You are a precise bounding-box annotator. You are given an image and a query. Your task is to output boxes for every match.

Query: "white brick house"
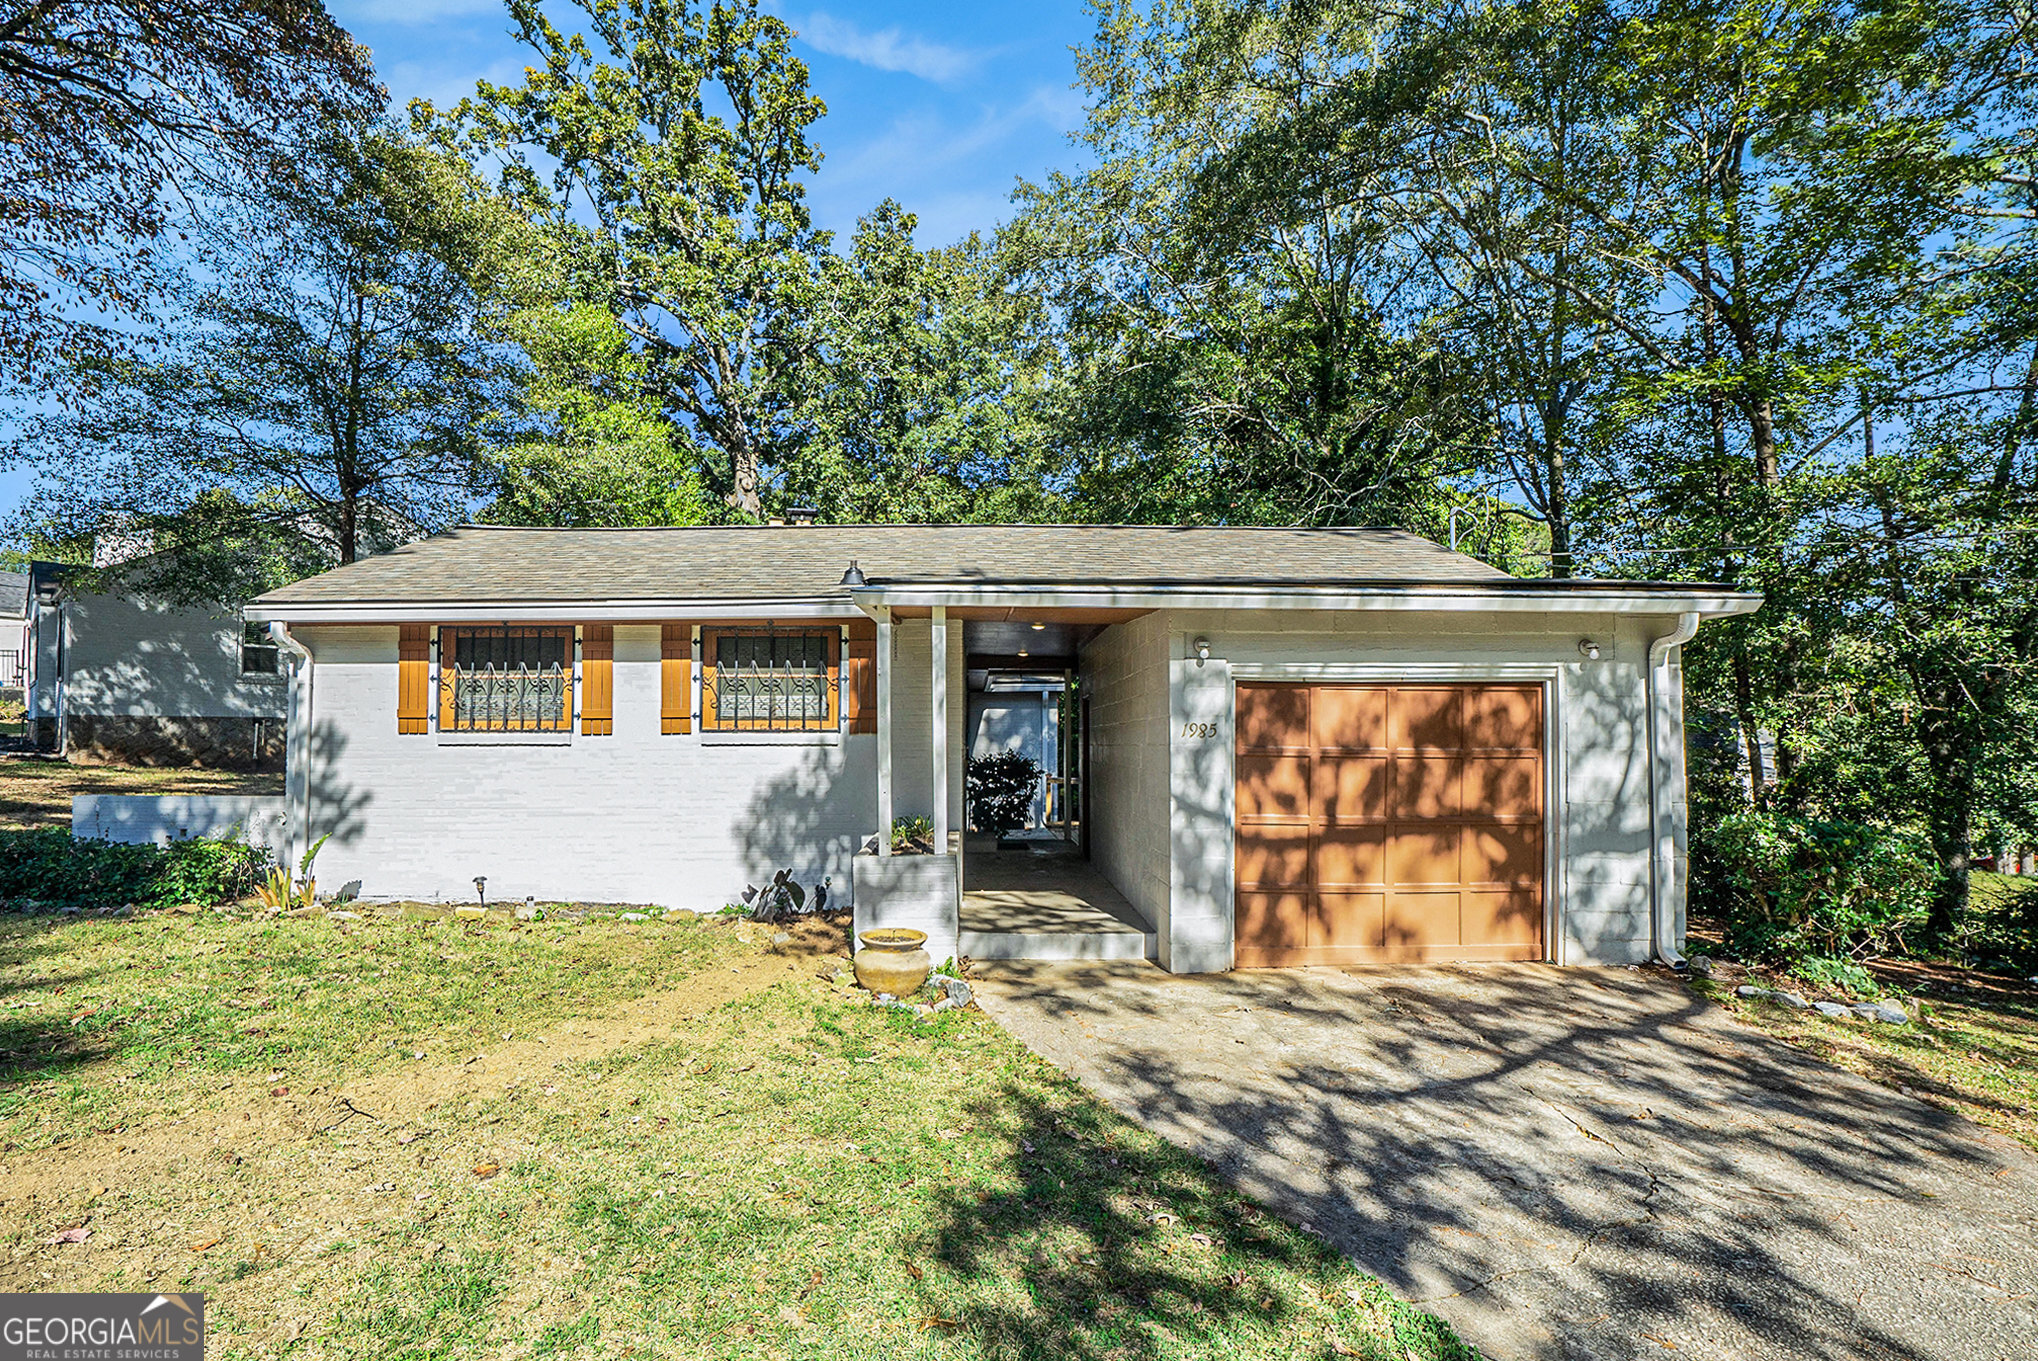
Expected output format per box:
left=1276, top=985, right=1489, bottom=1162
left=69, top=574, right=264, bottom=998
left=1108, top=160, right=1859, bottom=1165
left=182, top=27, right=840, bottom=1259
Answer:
left=242, top=524, right=1759, bottom=973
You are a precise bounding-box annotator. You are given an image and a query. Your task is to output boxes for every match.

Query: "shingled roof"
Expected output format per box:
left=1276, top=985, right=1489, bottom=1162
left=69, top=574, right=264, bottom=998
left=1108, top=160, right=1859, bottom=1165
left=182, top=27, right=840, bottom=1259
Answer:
left=254, top=523, right=1519, bottom=606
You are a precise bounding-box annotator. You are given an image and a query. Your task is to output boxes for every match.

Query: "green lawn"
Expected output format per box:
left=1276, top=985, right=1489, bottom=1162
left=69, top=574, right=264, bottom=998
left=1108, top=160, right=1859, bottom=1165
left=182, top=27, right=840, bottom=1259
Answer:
left=0, top=910, right=1472, bottom=1360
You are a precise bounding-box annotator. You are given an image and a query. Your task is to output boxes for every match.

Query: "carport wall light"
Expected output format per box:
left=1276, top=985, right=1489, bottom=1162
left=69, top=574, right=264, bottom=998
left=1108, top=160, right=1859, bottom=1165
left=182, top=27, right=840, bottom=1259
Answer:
left=1193, top=636, right=1211, bottom=667
left=1577, top=638, right=1601, bottom=660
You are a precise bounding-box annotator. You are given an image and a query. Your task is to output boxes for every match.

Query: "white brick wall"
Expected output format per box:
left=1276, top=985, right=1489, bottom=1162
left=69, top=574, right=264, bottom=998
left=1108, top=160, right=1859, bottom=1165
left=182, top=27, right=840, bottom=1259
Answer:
left=297, top=623, right=878, bottom=910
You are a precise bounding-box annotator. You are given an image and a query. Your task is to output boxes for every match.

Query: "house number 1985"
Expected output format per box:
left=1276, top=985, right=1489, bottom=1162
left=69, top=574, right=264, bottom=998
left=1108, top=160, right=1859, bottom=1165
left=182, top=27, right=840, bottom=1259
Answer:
left=1180, top=722, right=1220, bottom=739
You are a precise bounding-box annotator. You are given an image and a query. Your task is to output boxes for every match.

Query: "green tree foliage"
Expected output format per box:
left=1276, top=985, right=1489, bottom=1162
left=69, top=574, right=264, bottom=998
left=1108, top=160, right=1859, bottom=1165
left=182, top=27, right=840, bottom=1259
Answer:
left=6, top=125, right=527, bottom=600
left=480, top=304, right=718, bottom=527
left=781, top=201, right=1061, bottom=523
left=437, top=0, right=827, bottom=521
left=0, top=0, right=377, bottom=382
left=1007, top=0, right=1485, bottom=531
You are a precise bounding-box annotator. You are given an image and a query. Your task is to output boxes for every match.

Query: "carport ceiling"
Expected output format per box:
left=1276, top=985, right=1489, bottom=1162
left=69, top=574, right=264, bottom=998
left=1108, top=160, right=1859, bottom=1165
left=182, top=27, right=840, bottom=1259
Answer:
left=965, top=620, right=1083, bottom=662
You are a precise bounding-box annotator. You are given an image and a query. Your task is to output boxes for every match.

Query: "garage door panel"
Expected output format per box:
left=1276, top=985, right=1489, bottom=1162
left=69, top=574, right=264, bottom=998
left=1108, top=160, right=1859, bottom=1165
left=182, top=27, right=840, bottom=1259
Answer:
left=1237, top=685, right=1309, bottom=751
left=1236, top=825, right=1311, bottom=888
left=1464, top=822, right=1542, bottom=886
left=1465, top=755, right=1541, bottom=816
left=1386, top=826, right=1463, bottom=886
left=1391, top=688, right=1465, bottom=751
left=1315, top=825, right=1386, bottom=888
left=1390, top=757, right=1463, bottom=819
left=1314, top=892, right=1385, bottom=949
left=1238, top=754, right=1310, bottom=818
left=1465, top=685, right=1542, bottom=749
left=1312, top=756, right=1388, bottom=819
left=1463, top=890, right=1542, bottom=947
left=1313, top=685, right=1387, bottom=750
left=1387, top=891, right=1463, bottom=952
left=1235, top=682, right=1543, bottom=967
left=1237, top=893, right=1310, bottom=962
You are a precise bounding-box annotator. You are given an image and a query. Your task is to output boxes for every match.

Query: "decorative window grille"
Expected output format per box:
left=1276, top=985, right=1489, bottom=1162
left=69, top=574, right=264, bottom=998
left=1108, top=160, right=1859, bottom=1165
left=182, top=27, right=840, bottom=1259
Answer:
left=704, top=627, right=837, bottom=731
left=440, top=626, right=573, bottom=732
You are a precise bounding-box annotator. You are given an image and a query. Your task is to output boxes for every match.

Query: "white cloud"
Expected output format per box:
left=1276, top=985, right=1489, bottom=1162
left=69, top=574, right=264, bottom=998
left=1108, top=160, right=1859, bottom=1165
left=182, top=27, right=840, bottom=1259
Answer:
left=791, top=11, right=985, bottom=84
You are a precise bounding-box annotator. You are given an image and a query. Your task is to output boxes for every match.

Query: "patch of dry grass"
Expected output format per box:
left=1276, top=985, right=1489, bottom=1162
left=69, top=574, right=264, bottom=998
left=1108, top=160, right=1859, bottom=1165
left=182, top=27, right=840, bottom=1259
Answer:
left=0, top=758, right=283, bottom=831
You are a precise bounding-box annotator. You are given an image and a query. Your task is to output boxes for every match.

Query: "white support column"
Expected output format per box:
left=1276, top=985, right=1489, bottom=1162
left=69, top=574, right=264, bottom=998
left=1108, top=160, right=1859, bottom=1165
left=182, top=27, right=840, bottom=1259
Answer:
left=931, top=605, right=950, bottom=849
left=876, top=606, right=894, bottom=856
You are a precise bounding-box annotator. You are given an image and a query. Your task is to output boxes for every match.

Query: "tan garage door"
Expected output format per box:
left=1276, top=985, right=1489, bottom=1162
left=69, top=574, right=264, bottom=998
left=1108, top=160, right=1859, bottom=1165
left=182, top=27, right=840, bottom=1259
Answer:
left=1235, top=682, right=1545, bottom=966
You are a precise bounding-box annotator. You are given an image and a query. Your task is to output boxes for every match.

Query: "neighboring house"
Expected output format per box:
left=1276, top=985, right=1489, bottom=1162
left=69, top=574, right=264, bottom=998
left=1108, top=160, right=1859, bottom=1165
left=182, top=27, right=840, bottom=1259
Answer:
left=243, top=524, right=1760, bottom=972
left=0, top=569, right=29, bottom=693
left=27, top=560, right=288, bottom=768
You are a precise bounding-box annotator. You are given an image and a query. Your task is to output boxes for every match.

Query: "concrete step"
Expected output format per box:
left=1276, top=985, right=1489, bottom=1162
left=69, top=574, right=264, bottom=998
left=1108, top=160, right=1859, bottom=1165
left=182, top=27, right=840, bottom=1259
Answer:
left=959, top=928, right=1156, bottom=962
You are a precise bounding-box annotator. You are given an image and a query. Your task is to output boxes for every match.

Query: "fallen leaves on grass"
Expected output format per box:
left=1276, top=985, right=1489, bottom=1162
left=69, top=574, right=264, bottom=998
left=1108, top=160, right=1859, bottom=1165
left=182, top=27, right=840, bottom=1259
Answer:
left=472, top=1162, right=501, bottom=1179
left=46, top=1226, right=90, bottom=1244
left=188, top=1236, right=222, bottom=1252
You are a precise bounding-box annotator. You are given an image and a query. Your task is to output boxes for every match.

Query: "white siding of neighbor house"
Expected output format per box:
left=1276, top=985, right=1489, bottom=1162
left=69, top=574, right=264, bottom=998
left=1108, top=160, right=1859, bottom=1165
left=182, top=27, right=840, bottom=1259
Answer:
left=1080, top=614, right=1171, bottom=942
left=57, top=589, right=285, bottom=718
left=292, top=619, right=956, bottom=910
left=1152, top=608, right=1692, bottom=968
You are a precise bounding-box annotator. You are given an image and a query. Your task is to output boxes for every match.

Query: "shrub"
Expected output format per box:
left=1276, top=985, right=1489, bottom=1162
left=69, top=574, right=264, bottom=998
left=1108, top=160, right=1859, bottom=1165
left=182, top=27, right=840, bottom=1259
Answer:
left=1699, top=812, right=1939, bottom=966
left=0, top=828, right=270, bottom=910
left=965, top=751, right=1042, bottom=836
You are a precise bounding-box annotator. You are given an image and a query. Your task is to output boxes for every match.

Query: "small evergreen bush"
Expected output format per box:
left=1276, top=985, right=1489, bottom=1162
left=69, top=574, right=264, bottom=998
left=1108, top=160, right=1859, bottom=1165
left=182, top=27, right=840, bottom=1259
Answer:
left=966, top=751, right=1042, bottom=836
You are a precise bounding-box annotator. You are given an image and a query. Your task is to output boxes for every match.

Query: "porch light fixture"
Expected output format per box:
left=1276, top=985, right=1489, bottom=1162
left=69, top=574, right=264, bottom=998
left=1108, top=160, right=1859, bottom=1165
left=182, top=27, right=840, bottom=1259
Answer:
left=1577, top=638, right=1601, bottom=660
left=1193, top=636, right=1211, bottom=666
left=1030, top=622, right=1045, bottom=630
left=840, top=559, right=866, bottom=586
left=1017, top=648, right=1030, bottom=658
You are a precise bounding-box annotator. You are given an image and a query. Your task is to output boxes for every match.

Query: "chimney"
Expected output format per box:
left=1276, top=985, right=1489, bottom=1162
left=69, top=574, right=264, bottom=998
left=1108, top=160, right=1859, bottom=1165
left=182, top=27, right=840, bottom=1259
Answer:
left=785, top=506, right=819, bottom=527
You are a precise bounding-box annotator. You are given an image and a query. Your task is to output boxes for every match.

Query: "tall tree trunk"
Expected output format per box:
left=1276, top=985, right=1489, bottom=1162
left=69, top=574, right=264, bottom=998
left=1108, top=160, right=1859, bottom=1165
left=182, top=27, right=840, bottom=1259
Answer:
left=339, top=495, right=358, bottom=565
left=1915, top=695, right=1981, bottom=944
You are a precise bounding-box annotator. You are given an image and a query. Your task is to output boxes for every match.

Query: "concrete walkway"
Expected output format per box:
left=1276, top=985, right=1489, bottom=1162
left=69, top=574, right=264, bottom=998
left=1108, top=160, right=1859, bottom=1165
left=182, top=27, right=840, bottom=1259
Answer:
left=970, top=961, right=2038, bottom=1361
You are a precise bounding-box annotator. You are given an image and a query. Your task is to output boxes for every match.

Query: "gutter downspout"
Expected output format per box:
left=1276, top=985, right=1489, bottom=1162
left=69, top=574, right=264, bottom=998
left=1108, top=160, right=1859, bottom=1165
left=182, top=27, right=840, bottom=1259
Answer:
left=1646, top=612, right=1702, bottom=970
left=269, top=623, right=313, bottom=874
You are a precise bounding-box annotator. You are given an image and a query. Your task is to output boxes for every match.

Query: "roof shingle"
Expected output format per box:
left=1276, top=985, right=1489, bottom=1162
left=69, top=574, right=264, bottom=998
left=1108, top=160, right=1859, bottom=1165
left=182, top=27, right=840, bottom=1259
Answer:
left=255, top=523, right=1516, bottom=606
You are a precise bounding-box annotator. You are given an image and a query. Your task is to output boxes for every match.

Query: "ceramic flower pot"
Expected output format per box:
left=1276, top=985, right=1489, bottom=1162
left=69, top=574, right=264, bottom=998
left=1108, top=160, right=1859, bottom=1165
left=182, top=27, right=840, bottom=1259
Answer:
left=853, top=928, right=932, bottom=997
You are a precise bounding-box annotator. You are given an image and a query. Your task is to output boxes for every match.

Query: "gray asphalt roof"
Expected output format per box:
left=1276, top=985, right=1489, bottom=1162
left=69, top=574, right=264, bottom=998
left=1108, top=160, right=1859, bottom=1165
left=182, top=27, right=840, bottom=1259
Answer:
left=255, top=524, right=1535, bottom=605
left=0, top=570, right=25, bottom=619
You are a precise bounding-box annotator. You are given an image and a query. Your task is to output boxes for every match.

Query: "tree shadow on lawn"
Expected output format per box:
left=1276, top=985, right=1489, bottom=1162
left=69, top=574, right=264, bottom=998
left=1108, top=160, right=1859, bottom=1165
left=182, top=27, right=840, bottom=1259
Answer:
left=916, top=1066, right=1477, bottom=1361
left=0, top=919, right=111, bottom=1095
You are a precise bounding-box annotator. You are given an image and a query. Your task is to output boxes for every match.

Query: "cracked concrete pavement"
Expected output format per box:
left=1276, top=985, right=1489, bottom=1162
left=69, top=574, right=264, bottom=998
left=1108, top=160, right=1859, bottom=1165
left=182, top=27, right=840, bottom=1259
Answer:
left=970, top=960, right=2038, bottom=1360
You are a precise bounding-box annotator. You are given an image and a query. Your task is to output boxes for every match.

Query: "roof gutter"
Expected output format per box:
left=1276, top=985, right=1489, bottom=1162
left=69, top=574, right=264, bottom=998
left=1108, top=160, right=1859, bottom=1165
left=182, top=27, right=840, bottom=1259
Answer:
left=1647, top=612, right=1703, bottom=971
left=244, top=598, right=861, bottom=625
left=852, top=582, right=1763, bottom=618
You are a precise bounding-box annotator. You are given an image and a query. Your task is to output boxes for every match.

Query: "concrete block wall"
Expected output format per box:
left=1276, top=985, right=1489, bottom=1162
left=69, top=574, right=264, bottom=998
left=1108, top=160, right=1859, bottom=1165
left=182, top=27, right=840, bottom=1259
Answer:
left=1079, top=614, right=1170, bottom=935
left=296, top=622, right=878, bottom=910
left=1159, top=607, right=1692, bottom=968
left=73, top=794, right=289, bottom=855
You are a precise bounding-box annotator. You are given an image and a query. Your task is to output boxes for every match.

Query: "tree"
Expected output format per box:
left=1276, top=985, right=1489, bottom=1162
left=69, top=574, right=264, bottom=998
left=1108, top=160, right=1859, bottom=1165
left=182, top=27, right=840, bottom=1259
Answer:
left=437, top=0, right=827, bottom=521
left=0, top=0, right=377, bottom=381
left=480, top=304, right=719, bottom=527
left=7, top=125, right=528, bottom=599
left=779, top=201, right=1061, bottom=523
left=1007, top=0, right=1486, bottom=532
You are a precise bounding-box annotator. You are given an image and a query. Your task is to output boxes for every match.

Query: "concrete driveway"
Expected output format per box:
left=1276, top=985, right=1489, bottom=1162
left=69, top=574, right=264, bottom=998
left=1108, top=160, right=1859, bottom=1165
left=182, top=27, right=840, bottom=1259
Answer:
left=970, top=961, right=2038, bottom=1361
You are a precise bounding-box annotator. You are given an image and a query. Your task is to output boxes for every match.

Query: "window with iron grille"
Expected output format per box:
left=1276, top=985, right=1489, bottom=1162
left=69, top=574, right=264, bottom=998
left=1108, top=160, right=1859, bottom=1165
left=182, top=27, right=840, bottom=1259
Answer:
left=439, top=626, right=573, bottom=732
left=704, top=627, right=837, bottom=731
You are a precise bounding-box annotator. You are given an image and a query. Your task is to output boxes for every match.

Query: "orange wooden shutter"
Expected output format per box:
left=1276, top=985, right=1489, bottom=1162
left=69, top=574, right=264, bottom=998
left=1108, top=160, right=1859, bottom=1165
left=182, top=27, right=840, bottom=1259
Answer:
left=582, top=625, right=613, bottom=736
left=661, top=625, right=692, bottom=734
left=398, top=624, right=430, bottom=734
left=843, top=620, right=877, bottom=734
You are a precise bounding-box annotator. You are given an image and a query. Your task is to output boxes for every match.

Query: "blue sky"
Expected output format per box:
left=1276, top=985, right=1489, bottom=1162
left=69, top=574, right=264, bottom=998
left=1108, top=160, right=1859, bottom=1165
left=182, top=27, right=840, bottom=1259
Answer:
left=337, top=0, right=1097, bottom=247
